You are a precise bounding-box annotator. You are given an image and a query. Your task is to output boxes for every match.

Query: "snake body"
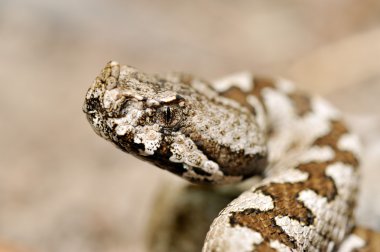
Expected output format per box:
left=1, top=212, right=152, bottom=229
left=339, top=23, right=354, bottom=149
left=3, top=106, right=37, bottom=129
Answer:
left=83, top=61, right=378, bottom=251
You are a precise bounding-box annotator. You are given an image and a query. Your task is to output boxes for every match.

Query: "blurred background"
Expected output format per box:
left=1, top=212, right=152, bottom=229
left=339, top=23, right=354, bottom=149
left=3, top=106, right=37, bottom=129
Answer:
left=1, top=0, right=380, bottom=251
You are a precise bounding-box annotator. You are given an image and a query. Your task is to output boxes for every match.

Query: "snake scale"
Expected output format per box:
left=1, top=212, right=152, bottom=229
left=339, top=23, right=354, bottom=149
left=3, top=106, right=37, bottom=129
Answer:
left=83, top=61, right=380, bottom=251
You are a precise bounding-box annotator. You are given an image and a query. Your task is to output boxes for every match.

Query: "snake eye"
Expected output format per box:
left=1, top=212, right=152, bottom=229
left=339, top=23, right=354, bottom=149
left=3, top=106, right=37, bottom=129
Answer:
left=157, top=105, right=182, bottom=128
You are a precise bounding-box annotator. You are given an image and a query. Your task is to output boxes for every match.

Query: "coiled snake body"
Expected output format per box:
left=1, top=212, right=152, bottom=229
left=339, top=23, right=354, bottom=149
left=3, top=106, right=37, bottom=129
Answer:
left=83, top=61, right=379, bottom=251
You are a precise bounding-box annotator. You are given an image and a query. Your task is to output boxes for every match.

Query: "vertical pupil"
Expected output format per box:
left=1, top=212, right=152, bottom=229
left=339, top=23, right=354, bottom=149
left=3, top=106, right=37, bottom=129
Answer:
left=165, top=107, right=172, bottom=123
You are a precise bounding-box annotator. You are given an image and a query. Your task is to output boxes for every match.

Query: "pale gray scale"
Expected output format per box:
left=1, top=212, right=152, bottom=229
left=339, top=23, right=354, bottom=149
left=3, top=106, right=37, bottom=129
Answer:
left=337, top=234, right=366, bottom=252
left=212, top=72, right=254, bottom=93
left=274, top=215, right=321, bottom=251
left=246, top=95, right=267, bottom=132
left=269, top=240, right=293, bottom=252
left=295, top=189, right=351, bottom=247
left=326, top=163, right=359, bottom=201
left=338, top=133, right=362, bottom=158
left=275, top=78, right=296, bottom=94
left=203, top=225, right=263, bottom=252
left=255, top=83, right=306, bottom=168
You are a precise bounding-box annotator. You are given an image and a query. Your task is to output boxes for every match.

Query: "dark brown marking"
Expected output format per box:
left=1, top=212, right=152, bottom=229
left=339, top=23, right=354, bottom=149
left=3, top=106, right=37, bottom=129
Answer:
left=260, top=183, right=314, bottom=225
left=314, top=120, right=359, bottom=167
left=230, top=208, right=297, bottom=249
left=221, top=86, right=256, bottom=114
left=255, top=241, right=277, bottom=252
left=250, top=77, right=313, bottom=117
left=230, top=119, right=359, bottom=250
left=182, top=129, right=268, bottom=177
left=252, top=77, right=276, bottom=96
left=288, top=92, right=313, bottom=116
left=250, top=77, right=276, bottom=108
left=314, top=121, right=349, bottom=147
left=297, top=162, right=337, bottom=200
left=223, top=77, right=312, bottom=121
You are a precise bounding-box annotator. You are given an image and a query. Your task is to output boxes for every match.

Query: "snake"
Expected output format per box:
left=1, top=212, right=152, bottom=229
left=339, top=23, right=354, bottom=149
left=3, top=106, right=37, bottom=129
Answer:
left=82, top=61, right=380, bottom=251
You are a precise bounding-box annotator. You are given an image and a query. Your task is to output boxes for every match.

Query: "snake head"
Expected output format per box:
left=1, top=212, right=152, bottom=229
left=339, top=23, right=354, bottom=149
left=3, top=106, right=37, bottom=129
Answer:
left=83, top=61, right=267, bottom=184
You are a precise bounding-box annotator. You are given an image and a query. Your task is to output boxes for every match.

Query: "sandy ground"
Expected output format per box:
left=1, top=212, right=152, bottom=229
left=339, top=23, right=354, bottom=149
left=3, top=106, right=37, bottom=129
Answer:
left=0, top=1, right=380, bottom=251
